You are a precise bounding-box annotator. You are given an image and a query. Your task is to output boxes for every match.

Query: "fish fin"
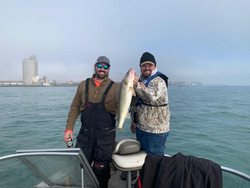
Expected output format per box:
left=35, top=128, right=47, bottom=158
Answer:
left=123, top=79, right=128, bottom=85
left=129, top=86, right=136, bottom=96
left=116, top=127, right=126, bottom=132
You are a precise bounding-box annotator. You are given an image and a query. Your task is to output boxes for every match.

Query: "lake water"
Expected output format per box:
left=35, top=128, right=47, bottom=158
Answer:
left=0, top=86, right=249, bottom=187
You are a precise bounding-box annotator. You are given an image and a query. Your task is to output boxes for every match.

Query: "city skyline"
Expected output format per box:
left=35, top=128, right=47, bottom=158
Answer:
left=0, top=1, right=250, bottom=86
left=0, top=56, right=205, bottom=86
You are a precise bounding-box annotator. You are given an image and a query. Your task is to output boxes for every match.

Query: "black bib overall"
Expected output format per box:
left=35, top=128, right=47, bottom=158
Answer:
left=76, top=78, right=116, bottom=188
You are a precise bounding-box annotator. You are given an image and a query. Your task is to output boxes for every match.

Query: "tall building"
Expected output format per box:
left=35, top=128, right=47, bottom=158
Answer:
left=22, top=55, right=39, bottom=85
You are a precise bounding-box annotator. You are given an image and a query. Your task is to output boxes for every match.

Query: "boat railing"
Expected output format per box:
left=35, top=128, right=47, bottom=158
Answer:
left=221, top=166, right=250, bottom=182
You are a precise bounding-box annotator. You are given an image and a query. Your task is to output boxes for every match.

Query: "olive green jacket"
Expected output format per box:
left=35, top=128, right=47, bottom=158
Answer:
left=66, top=75, right=120, bottom=130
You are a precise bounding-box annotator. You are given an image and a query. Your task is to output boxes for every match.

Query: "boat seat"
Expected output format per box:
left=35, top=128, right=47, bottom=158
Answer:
left=113, top=137, right=141, bottom=155
left=111, top=137, right=147, bottom=188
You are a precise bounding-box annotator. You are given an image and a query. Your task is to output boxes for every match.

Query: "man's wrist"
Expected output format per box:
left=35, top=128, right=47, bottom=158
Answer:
left=65, top=129, right=73, bottom=132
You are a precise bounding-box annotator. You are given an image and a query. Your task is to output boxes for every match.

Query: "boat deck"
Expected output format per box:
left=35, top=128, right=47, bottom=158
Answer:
left=109, top=163, right=138, bottom=188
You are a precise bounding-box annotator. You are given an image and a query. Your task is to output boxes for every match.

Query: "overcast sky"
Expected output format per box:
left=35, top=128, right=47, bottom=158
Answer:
left=0, top=0, right=249, bottom=85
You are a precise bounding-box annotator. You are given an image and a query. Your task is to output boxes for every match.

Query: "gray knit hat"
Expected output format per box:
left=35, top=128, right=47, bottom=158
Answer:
left=96, top=56, right=110, bottom=65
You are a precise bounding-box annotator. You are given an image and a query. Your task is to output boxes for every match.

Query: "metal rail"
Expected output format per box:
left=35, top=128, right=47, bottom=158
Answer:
left=221, top=166, right=250, bottom=182
left=16, top=148, right=81, bottom=153
left=0, top=152, right=79, bottom=161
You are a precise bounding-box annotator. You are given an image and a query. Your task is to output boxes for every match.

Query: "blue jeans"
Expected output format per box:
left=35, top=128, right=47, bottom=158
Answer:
left=136, top=127, right=169, bottom=155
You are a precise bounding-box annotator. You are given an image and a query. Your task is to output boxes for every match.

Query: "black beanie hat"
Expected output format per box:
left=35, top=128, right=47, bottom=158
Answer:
left=140, top=52, right=156, bottom=67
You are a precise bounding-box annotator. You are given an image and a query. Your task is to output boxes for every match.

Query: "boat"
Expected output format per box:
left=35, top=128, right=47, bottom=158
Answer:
left=0, top=137, right=249, bottom=188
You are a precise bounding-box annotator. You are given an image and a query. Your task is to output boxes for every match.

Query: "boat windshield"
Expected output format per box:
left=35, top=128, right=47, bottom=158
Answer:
left=0, top=149, right=99, bottom=188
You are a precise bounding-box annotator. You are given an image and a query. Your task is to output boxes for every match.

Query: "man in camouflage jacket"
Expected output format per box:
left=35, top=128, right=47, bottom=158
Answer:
left=131, top=52, right=170, bottom=155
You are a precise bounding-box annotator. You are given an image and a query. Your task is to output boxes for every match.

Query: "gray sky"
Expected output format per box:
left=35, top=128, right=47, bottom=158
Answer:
left=0, top=0, right=249, bottom=85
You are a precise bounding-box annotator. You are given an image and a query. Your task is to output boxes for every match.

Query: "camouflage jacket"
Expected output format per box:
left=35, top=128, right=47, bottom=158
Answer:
left=131, top=68, right=170, bottom=133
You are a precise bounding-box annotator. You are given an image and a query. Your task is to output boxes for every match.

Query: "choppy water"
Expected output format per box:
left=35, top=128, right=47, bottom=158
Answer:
left=0, top=86, right=250, bottom=187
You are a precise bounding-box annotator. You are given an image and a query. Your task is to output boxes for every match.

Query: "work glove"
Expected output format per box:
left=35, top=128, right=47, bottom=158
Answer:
left=64, top=129, right=73, bottom=143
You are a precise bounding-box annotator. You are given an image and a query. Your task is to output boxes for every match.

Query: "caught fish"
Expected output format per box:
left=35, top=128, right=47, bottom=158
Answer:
left=117, top=68, right=136, bottom=131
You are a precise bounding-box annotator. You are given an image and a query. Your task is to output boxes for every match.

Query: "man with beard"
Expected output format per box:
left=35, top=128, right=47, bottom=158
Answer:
left=130, top=52, right=170, bottom=155
left=64, top=56, right=119, bottom=188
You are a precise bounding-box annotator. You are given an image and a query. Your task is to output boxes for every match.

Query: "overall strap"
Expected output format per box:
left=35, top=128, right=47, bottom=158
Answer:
left=102, top=81, right=114, bottom=102
left=85, top=78, right=90, bottom=104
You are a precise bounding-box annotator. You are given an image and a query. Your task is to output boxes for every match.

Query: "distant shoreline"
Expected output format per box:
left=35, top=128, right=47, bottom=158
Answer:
left=0, top=85, right=77, bottom=87
left=1, top=85, right=249, bottom=87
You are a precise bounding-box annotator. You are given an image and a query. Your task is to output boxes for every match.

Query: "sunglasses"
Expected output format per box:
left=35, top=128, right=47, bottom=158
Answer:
left=96, top=63, right=110, bottom=70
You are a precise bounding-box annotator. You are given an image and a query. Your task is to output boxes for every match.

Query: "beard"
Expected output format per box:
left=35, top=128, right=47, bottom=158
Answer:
left=95, top=70, right=109, bottom=79
left=142, top=69, right=152, bottom=79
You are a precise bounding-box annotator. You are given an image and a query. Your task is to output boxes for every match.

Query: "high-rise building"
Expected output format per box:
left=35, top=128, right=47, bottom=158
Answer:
left=23, top=55, right=39, bottom=85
